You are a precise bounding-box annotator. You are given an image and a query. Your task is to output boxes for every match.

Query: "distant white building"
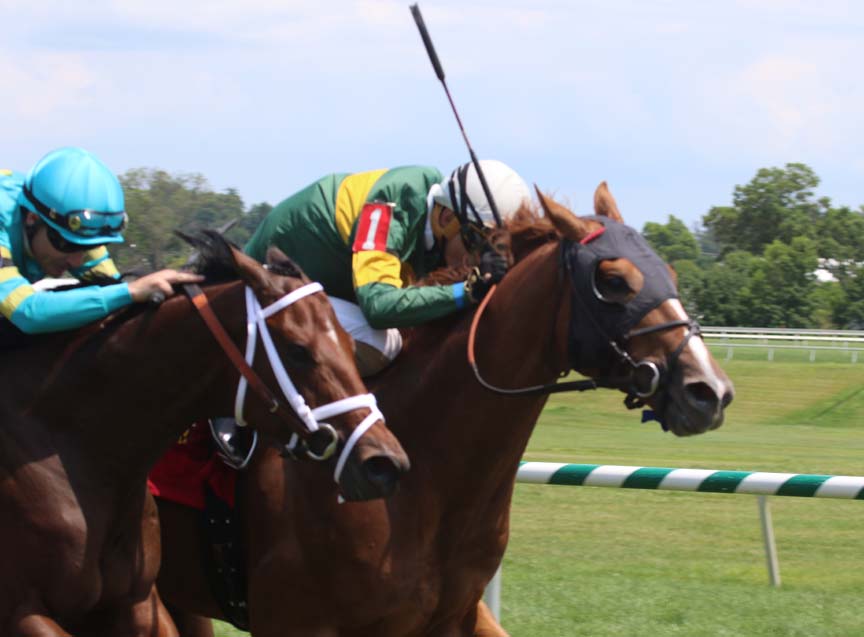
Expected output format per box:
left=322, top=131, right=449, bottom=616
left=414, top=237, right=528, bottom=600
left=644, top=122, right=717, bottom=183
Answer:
left=814, top=258, right=862, bottom=283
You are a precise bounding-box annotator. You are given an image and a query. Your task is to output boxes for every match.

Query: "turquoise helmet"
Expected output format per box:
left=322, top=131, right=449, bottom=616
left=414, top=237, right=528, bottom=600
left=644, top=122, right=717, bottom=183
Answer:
left=20, top=147, right=126, bottom=246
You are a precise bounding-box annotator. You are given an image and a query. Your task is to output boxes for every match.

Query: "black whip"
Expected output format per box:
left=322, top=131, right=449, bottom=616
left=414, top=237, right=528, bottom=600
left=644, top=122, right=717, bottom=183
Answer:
left=409, top=4, right=503, bottom=228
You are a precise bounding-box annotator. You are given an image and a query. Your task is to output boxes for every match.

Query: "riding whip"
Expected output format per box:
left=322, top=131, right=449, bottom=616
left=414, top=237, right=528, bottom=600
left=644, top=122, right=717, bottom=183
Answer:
left=409, top=4, right=503, bottom=228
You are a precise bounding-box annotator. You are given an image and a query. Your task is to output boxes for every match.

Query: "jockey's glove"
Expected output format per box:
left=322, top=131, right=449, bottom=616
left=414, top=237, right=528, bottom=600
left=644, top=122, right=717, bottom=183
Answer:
left=464, top=249, right=509, bottom=304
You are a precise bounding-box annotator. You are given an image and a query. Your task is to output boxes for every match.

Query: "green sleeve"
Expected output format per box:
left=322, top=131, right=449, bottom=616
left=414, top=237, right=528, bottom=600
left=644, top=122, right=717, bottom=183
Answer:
left=355, top=281, right=466, bottom=329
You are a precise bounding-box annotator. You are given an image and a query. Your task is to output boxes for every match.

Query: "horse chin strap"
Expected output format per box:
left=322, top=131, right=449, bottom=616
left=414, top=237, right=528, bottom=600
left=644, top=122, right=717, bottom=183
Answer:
left=185, top=283, right=384, bottom=487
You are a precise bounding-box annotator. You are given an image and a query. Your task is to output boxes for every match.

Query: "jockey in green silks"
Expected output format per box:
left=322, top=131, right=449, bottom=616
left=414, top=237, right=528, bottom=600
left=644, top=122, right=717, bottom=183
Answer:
left=205, top=160, right=530, bottom=466
left=0, top=147, right=201, bottom=334
left=245, top=160, right=531, bottom=376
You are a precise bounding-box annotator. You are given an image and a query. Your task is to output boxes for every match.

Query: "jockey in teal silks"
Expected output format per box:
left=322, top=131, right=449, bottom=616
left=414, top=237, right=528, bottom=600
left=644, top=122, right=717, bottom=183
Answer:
left=0, top=147, right=201, bottom=334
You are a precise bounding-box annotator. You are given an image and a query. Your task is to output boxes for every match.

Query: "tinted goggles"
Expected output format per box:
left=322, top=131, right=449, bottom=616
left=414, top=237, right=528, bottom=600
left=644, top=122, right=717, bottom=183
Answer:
left=64, top=208, right=127, bottom=237
left=23, top=185, right=127, bottom=238
left=45, top=224, right=100, bottom=254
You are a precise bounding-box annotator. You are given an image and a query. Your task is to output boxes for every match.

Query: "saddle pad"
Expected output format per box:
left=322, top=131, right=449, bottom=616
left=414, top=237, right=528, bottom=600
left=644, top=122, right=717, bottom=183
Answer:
left=148, top=420, right=236, bottom=510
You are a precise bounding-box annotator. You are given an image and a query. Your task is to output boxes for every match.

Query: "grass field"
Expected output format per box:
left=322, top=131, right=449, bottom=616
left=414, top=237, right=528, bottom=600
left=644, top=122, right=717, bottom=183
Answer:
left=214, top=349, right=864, bottom=636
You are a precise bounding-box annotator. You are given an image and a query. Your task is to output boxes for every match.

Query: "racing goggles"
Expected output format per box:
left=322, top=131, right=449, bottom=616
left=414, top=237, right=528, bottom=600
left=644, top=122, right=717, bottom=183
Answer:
left=23, top=185, right=128, bottom=239
left=45, top=224, right=100, bottom=254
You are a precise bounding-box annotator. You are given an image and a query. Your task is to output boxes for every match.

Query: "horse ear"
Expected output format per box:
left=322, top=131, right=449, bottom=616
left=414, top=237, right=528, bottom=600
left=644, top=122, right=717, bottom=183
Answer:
left=225, top=243, right=272, bottom=289
left=535, top=185, right=600, bottom=242
left=594, top=181, right=624, bottom=222
left=265, top=245, right=290, bottom=268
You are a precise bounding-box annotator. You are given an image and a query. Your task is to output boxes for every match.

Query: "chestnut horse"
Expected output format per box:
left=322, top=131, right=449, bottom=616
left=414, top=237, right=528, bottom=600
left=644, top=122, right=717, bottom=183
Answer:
left=157, top=185, right=734, bottom=636
left=0, top=233, right=408, bottom=636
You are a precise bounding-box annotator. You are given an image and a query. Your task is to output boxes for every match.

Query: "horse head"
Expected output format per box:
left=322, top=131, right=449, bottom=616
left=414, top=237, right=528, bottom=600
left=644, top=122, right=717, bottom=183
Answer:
left=182, top=231, right=410, bottom=500
left=534, top=183, right=734, bottom=435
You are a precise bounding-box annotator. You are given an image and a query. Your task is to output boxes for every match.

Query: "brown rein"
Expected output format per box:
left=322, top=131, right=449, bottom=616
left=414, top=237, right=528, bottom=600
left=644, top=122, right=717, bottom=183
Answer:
left=183, top=283, right=302, bottom=430
left=466, top=283, right=600, bottom=396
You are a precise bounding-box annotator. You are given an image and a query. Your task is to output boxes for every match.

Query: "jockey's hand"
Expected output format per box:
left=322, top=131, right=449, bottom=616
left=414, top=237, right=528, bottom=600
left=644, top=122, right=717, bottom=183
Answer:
left=128, top=269, right=204, bottom=303
left=464, top=249, right=509, bottom=304
left=479, top=246, right=509, bottom=285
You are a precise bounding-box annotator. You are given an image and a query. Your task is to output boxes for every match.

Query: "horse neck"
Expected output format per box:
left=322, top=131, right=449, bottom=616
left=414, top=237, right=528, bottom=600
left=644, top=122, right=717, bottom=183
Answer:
left=386, top=240, right=566, bottom=482
left=22, top=282, right=242, bottom=481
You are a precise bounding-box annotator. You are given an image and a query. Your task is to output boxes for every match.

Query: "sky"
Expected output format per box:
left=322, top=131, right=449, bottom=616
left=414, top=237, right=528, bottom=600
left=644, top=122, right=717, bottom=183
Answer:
left=3, top=0, right=863, bottom=231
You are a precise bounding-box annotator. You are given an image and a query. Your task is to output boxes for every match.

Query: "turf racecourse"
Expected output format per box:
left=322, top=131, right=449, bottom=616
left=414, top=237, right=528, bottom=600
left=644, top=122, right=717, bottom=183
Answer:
left=214, top=350, right=864, bottom=636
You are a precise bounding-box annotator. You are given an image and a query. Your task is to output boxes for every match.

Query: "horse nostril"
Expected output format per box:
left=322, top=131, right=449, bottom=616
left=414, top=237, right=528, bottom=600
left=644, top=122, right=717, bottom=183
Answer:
left=684, top=381, right=720, bottom=411
left=362, top=456, right=402, bottom=496
left=721, top=386, right=734, bottom=408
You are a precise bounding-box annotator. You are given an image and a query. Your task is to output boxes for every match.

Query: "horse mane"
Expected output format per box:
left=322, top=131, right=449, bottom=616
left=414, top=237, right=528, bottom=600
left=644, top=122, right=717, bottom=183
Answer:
left=178, top=229, right=242, bottom=282
left=178, top=230, right=305, bottom=282
left=507, top=204, right=560, bottom=262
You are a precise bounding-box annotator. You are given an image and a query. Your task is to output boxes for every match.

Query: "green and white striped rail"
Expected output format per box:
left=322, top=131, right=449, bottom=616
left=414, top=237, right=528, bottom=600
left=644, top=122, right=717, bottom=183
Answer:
left=517, top=462, right=864, bottom=500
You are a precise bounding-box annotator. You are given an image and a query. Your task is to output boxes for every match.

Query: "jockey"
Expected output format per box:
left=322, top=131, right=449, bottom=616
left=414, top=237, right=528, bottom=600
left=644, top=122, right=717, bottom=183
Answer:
left=0, top=147, right=202, bottom=334
left=205, top=161, right=531, bottom=466
left=245, top=160, right=531, bottom=375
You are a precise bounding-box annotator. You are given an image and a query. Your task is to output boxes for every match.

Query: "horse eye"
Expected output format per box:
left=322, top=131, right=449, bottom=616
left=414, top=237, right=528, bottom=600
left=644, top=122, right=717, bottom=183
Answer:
left=283, top=343, right=316, bottom=369
left=595, top=273, right=634, bottom=304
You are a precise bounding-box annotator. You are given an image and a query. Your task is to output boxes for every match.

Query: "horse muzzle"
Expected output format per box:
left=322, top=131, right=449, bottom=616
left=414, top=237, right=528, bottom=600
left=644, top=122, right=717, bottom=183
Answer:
left=337, top=443, right=411, bottom=502
left=657, top=367, right=735, bottom=436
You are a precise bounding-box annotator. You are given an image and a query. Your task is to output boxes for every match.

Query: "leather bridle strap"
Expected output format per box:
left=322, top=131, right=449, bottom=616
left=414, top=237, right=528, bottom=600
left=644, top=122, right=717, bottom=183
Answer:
left=184, top=283, right=302, bottom=429
left=466, top=285, right=698, bottom=398
left=467, top=284, right=601, bottom=396
left=184, top=282, right=386, bottom=485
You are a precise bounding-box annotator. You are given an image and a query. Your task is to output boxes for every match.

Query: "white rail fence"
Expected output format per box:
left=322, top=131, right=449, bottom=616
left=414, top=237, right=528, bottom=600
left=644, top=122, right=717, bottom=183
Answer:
left=484, top=462, right=864, bottom=620
left=701, top=326, right=864, bottom=362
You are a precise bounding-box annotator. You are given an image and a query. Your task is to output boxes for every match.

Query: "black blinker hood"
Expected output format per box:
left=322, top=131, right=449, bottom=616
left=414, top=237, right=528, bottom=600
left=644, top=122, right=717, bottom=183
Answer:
left=563, top=216, right=679, bottom=369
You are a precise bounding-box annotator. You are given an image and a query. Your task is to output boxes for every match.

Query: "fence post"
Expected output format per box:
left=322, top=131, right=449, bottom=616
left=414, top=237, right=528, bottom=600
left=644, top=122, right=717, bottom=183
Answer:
left=757, top=496, right=782, bottom=587
left=484, top=565, right=502, bottom=621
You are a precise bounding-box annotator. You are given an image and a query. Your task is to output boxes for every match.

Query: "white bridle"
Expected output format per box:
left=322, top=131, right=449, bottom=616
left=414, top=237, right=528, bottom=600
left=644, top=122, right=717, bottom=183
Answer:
left=234, top=283, right=383, bottom=484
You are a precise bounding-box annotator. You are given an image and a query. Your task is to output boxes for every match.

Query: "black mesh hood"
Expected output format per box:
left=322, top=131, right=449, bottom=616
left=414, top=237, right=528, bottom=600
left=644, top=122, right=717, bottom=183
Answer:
left=564, top=217, right=679, bottom=368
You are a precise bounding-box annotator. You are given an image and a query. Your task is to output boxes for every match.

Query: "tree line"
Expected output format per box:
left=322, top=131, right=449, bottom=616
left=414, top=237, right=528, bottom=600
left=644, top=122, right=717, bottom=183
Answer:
left=114, top=164, right=864, bottom=329
left=644, top=163, right=864, bottom=328
left=111, top=168, right=271, bottom=274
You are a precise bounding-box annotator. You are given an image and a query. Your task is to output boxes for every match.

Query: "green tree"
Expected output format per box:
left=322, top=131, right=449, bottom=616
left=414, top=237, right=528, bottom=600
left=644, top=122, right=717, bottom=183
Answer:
left=670, top=259, right=704, bottom=318
left=113, top=169, right=249, bottom=272
left=747, top=237, right=818, bottom=327
left=693, top=250, right=756, bottom=325
left=809, top=281, right=845, bottom=328
left=642, top=215, right=700, bottom=263
left=226, top=201, right=273, bottom=248
left=832, top=263, right=864, bottom=328
left=817, top=206, right=864, bottom=266
left=703, top=163, right=824, bottom=256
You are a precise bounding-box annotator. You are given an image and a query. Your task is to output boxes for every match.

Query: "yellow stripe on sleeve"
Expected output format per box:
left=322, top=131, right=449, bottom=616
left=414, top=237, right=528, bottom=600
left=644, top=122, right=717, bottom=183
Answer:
left=334, top=169, right=388, bottom=244
left=352, top=250, right=403, bottom=289
left=0, top=246, right=11, bottom=260
left=0, top=267, right=35, bottom=317
left=0, top=169, right=12, bottom=176
left=81, top=247, right=121, bottom=279
left=0, top=265, right=22, bottom=283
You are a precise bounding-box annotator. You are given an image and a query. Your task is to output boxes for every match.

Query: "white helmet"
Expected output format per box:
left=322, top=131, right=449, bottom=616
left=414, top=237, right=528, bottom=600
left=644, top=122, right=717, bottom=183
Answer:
left=431, top=159, right=530, bottom=227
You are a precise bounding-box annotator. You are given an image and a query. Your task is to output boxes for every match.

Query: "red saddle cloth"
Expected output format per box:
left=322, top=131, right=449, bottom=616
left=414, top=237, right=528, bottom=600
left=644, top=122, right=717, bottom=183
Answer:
left=148, top=420, right=236, bottom=510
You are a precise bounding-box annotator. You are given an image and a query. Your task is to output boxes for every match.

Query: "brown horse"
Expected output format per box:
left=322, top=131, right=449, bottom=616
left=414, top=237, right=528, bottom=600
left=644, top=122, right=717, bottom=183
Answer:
left=0, top=232, right=408, bottom=636
left=156, top=185, right=734, bottom=636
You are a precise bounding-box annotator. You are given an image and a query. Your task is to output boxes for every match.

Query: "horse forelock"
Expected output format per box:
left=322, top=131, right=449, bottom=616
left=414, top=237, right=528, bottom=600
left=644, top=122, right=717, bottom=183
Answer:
left=191, top=231, right=241, bottom=283
left=507, top=204, right=560, bottom=262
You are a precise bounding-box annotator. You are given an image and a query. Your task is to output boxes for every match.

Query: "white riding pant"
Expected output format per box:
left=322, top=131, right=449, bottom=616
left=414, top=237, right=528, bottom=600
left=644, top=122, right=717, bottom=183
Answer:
left=328, top=297, right=403, bottom=377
